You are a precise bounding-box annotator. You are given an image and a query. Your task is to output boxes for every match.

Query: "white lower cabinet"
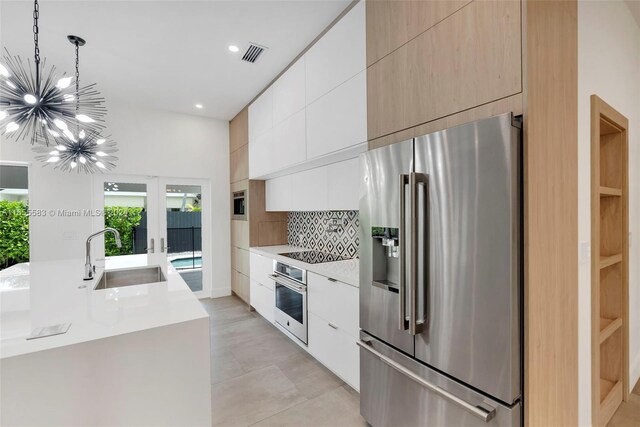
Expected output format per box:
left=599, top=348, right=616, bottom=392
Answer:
left=249, top=252, right=275, bottom=289
left=308, top=272, right=359, bottom=337
left=250, top=279, right=275, bottom=324
left=308, top=311, right=359, bottom=390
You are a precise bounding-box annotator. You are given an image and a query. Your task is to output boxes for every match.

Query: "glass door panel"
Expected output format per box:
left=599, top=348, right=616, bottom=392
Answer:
left=159, top=179, right=211, bottom=298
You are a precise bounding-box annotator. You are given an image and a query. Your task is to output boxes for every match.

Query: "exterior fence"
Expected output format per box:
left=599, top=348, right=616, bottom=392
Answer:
left=132, top=211, right=202, bottom=255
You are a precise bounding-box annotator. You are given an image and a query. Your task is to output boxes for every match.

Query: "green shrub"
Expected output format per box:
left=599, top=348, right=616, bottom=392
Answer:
left=103, top=206, right=143, bottom=256
left=0, top=200, right=30, bottom=269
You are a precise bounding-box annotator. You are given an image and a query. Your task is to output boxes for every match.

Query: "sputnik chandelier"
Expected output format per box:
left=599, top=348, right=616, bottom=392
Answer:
left=0, top=0, right=106, bottom=145
left=34, top=36, right=117, bottom=173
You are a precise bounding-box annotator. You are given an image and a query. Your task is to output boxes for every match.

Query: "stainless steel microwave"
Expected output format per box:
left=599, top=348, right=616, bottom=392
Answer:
left=232, top=190, right=246, bottom=220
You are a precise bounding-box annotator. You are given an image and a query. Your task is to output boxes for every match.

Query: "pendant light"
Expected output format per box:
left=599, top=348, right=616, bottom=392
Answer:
left=0, top=0, right=106, bottom=145
left=34, top=36, right=117, bottom=173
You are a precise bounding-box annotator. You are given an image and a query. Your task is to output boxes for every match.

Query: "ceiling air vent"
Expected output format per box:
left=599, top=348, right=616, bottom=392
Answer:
left=241, top=43, right=267, bottom=64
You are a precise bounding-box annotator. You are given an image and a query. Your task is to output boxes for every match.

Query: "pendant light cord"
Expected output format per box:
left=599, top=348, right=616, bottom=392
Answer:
left=75, top=41, right=80, bottom=117
left=33, top=0, right=40, bottom=87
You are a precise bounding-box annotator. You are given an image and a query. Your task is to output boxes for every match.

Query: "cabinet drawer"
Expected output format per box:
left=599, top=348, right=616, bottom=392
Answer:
left=308, top=272, right=359, bottom=337
left=250, top=279, right=275, bottom=324
left=249, top=252, right=275, bottom=290
left=308, top=312, right=359, bottom=390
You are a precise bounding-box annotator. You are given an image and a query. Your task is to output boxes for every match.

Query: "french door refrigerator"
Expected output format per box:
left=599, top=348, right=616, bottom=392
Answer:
left=358, top=113, right=522, bottom=426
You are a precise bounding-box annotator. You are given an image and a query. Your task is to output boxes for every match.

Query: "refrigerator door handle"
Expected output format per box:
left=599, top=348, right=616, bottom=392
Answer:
left=357, top=339, right=497, bottom=422
left=410, top=172, right=428, bottom=335
left=399, top=174, right=409, bottom=331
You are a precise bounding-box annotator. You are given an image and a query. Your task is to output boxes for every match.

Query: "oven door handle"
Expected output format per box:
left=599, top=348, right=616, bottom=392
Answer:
left=269, top=274, right=307, bottom=293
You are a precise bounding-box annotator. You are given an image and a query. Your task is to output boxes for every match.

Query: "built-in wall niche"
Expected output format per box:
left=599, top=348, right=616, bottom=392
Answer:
left=590, top=95, right=629, bottom=427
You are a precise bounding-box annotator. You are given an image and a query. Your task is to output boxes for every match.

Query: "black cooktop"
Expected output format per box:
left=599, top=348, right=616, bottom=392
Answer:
left=279, top=250, right=351, bottom=264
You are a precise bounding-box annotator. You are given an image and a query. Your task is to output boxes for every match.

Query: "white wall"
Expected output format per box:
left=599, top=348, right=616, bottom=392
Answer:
left=578, top=1, right=640, bottom=424
left=0, top=103, right=230, bottom=297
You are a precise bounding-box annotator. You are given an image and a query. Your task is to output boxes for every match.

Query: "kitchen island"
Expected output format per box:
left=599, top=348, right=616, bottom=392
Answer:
left=0, top=255, right=211, bottom=426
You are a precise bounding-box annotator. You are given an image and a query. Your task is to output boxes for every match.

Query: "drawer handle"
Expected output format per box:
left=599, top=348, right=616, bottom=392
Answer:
left=328, top=323, right=338, bottom=330
left=327, top=278, right=338, bottom=283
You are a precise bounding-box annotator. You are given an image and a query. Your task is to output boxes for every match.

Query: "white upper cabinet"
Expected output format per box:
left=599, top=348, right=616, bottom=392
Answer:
left=306, top=71, right=367, bottom=159
left=327, top=157, right=360, bottom=211
left=273, top=109, right=306, bottom=171
left=248, top=1, right=366, bottom=181
left=249, top=129, right=274, bottom=179
left=248, top=87, right=273, bottom=142
left=273, top=58, right=306, bottom=125
left=265, top=158, right=359, bottom=212
left=305, top=1, right=366, bottom=104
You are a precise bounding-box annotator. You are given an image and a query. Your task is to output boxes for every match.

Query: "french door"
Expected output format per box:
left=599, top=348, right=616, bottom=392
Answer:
left=92, top=174, right=212, bottom=298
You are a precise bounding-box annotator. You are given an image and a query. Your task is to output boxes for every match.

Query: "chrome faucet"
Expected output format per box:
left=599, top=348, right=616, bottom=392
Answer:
left=84, top=228, right=122, bottom=280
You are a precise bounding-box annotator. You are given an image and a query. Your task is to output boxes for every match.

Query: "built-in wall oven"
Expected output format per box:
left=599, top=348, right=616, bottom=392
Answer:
left=271, top=261, right=307, bottom=344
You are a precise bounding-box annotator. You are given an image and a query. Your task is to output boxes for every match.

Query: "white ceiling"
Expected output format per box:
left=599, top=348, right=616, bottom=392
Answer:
left=0, top=0, right=351, bottom=121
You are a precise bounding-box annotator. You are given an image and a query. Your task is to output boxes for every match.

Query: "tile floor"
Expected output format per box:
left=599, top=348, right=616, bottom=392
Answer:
left=200, top=296, right=366, bottom=427
left=607, top=380, right=640, bottom=427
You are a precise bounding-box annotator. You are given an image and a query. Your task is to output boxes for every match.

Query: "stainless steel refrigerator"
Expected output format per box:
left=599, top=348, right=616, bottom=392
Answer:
left=358, top=113, right=522, bottom=426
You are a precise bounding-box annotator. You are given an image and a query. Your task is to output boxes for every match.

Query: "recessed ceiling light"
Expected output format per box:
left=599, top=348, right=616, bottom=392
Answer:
left=195, top=104, right=203, bottom=109
left=228, top=45, right=239, bottom=53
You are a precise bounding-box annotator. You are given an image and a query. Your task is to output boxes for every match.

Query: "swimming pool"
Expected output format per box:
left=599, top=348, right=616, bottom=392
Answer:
left=170, top=256, right=202, bottom=269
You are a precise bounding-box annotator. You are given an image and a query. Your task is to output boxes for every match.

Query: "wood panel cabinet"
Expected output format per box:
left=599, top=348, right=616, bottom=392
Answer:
left=305, top=0, right=365, bottom=104
left=229, top=108, right=248, bottom=153
left=367, top=0, right=522, bottom=140
left=366, top=0, right=470, bottom=66
left=230, top=144, right=248, bottom=184
left=306, top=71, right=367, bottom=159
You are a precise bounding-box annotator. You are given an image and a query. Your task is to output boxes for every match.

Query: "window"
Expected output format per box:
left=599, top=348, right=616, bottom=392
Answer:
left=0, top=164, right=29, bottom=271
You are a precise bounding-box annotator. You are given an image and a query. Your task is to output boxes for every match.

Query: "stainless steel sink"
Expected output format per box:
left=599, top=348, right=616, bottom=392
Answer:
left=94, top=266, right=166, bottom=290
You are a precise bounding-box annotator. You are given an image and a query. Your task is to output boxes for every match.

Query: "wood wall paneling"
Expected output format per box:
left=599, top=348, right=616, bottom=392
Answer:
left=367, top=0, right=522, bottom=140
left=524, top=0, right=578, bottom=425
left=230, top=144, right=249, bottom=184
left=229, top=108, right=248, bottom=153
left=366, top=0, right=471, bottom=66
left=368, top=93, right=523, bottom=149
left=248, top=180, right=288, bottom=247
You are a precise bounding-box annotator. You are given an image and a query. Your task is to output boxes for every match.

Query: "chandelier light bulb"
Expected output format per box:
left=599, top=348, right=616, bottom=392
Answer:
left=70, top=161, right=77, bottom=168
left=75, top=114, right=95, bottom=123
left=53, top=119, right=68, bottom=131
left=0, top=63, right=9, bottom=77
left=56, top=145, right=66, bottom=151
left=47, top=129, right=60, bottom=137
left=79, top=129, right=86, bottom=139
left=24, top=94, right=37, bottom=105
left=96, top=161, right=105, bottom=169
left=0, top=111, right=6, bottom=120
left=63, top=94, right=75, bottom=102
left=5, top=80, right=16, bottom=89
left=6, top=122, right=19, bottom=133
left=96, top=151, right=106, bottom=157
left=95, top=138, right=105, bottom=145
left=56, top=76, right=73, bottom=89
left=63, top=129, right=77, bottom=142
left=47, top=156, right=60, bottom=163
left=79, top=156, right=86, bottom=164
left=49, top=150, right=59, bottom=155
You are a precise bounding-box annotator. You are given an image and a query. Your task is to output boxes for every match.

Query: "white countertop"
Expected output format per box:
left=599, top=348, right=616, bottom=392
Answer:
left=0, top=255, right=208, bottom=359
left=249, top=245, right=360, bottom=287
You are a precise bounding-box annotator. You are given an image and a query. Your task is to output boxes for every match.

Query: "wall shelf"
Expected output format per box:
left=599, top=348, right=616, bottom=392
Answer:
left=591, top=95, right=629, bottom=427
left=600, top=186, right=622, bottom=197
left=599, top=317, right=623, bottom=344
left=599, top=254, right=622, bottom=269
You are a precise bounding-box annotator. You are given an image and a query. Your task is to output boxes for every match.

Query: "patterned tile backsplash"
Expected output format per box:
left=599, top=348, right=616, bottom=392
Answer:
left=288, top=211, right=359, bottom=259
